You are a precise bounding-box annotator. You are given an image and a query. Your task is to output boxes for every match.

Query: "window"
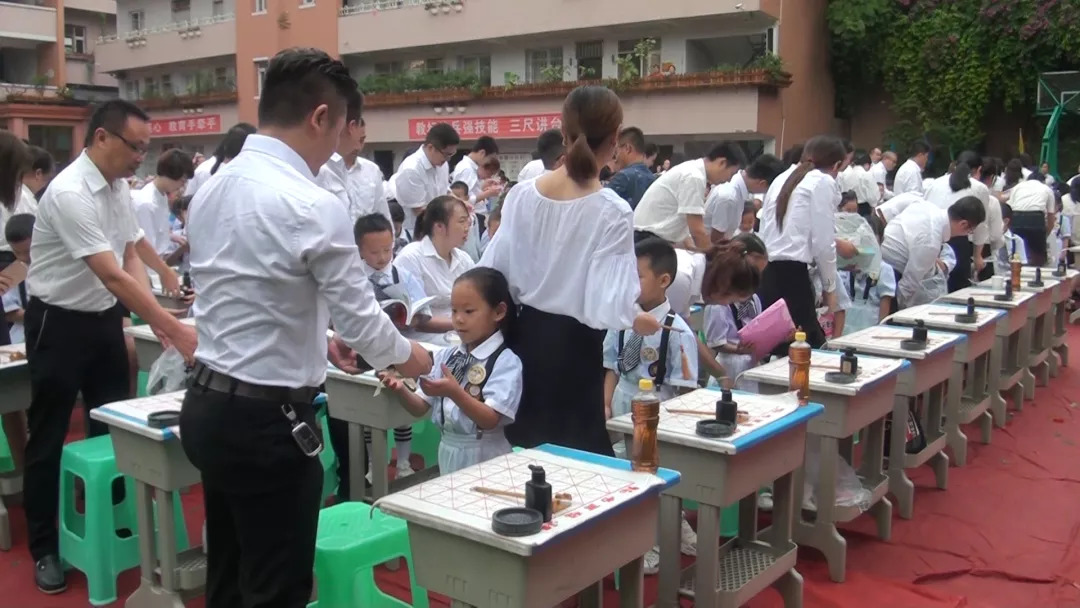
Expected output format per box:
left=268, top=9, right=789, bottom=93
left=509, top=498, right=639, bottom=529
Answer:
left=253, top=0, right=267, bottom=13
left=255, top=60, right=269, bottom=97
left=171, top=0, right=191, bottom=21
left=525, top=47, right=563, bottom=83
left=408, top=58, right=443, bottom=74
left=300, top=0, right=314, bottom=6
left=129, top=10, right=144, bottom=32
left=374, top=61, right=404, bottom=75
left=124, top=79, right=140, bottom=99
left=458, top=55, right=491, bottom=86
left=617, top=38, right=662, bottom=79
left=214, top=66, right=229, bottom=89
left=212, top=0, right=225, bottom=15
left=64, top=25, right=87, bottom=55
left=161, top=74, right=173, bottom=95
left=28, top=125, right=74, bottom=167
left=575, top=40, right=603, bottom=79
left=144, top=77, right=159, bottom=97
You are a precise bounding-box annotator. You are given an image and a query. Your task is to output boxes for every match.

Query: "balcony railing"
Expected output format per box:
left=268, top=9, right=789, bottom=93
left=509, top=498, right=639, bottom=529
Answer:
left=98, top=13, right=235, bottom=44
left=134, top=87, right=238, bottom=111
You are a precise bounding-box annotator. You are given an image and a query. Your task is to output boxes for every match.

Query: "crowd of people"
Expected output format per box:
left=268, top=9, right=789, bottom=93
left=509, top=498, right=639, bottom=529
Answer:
left=1, top=45, right=1079, bottom=607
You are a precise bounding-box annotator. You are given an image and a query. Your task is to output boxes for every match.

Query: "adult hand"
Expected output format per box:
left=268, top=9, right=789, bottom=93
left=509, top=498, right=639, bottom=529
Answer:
left=974, top=256, right=986, bottom=272
left=160, top=269, right=182, bottom=298
left=166, top=322, right=197, bottom=363
left=632, top=312, right=662, bottom=336
left=327, top=334, right=361, bottom=374
left=418, top=365, right=462, bottom=398
left=395, top=340, right=434, bottom=378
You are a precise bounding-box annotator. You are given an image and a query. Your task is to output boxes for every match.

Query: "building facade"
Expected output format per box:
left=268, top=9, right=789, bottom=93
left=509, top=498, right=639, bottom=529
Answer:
left=96, top=0, right=833, bottom=176
left=0, top=0, right=119, bottom=164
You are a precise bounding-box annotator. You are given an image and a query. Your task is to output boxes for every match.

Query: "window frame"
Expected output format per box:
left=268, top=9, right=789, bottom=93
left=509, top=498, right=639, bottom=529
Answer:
left=524, top=47, right=563, bottom=84
left=64, top=24, right=87, bottom=55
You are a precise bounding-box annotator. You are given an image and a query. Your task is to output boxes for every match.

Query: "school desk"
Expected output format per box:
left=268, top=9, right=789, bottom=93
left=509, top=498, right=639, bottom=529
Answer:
left=939, top=286, right=1037, bottom=414
left=90, top=392, right=203, bottom=608
left=376, top=445, right=680, bottom=608
left=885, top=304, right=1006, bottom=467
left=147, top=272, right=191, bottom=311
left=1019, top=266, right=1077, bottom=374
left=828, top=326, right=962, bottom=518
left=743, top=351, right=905, bottom=583
left=0, top=343, right=28, bottom=551
left=607, top=389, right=822, bottom=608
left=977, top=276, right=1058, bottom=392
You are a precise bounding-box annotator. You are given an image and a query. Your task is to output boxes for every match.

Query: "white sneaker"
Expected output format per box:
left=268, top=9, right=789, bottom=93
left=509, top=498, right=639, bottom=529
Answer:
left=643, top=546, right=661, bottom=575
left=758, top=491, right=774, bottom=512
left=679, top=518, right=697, bottom=556
left=396, top=462, right=414, bottom=479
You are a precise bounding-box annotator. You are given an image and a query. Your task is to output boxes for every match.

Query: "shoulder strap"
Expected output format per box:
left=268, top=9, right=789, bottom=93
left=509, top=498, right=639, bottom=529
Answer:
left=618, top=330, right=625, bottom=356
left=477, top=344, right=509, bottom=392
left=862, top=275, right=874, bottom=301
left=654, top=312, right=675, bottom=387
left=391, top=266, right=400, bottom=284
left=729, top=303, right=744, bottom=331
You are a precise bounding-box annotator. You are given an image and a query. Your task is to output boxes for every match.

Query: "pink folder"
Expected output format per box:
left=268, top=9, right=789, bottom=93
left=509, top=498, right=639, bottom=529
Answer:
left=737, top=298, right=795, bottom=361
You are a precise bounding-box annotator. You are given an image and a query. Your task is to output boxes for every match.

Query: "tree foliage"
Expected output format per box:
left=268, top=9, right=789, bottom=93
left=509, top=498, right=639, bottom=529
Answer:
left=828, top=0, right=1080, bottom=149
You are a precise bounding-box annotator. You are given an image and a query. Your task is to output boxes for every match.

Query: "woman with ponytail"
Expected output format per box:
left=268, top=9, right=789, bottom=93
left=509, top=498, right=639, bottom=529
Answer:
left=480, top=85, right=659, bottom=456
left=757, top=135, right=846, bottom=348
left=925, top=150, right=999, bottom=289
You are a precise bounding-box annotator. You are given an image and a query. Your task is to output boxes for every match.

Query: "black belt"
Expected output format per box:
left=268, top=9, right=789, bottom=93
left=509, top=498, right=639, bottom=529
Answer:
left=190, top=361, right=319, bottom=404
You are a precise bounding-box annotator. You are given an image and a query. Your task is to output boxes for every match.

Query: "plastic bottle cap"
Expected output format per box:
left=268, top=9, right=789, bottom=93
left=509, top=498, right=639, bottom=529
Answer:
left=638, top=378, right=654, bottom=391
left=794, top=331, right=806, bottom=342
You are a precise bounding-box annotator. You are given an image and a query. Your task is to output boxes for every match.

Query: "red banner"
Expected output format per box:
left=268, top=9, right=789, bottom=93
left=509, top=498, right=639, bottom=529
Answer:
left=149, top=114, right=222, bottom=138
left=408, top=113, right=562, bottom=141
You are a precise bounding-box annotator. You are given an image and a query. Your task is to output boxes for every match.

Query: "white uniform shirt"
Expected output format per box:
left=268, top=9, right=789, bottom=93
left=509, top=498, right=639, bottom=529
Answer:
left=390, top=147, right=450, bottom=234
left=893, top=159, right=924, bottom=196
left=187, top=134, right=411, bottom=388
left=758, top=167, right=840, bottom=293
left=184, top=156, right=216, bottom=197
left=0, top=184, right=40, bottom=251
left=704, top=171, right=750, bottom=237
left=27, top=151, right=145, bottom=312
left=394, top=235, right=473, bottom=318
left=420, top=331, right=522, bottom=435
left=848, top=165, right=882, bottom=207
left=668, top=248, right=705, bottom=321
left=1, top=283, right=26, bottom=343
left=516, top=159, right=546, bottom=182
left=1007, top=179, right=1056, bottom=214
left=451, top=155, right=489, bottom=214
left=880, top=200, right=951, bottom=307
left=924, top=176, right=1001, bottom=248
left=877, top=192, right=925, bottom=223
left=996, top=230, right=1028, bottom=274
left=634, top=158, right=709, bottom=243
left=316, top=153, right=365, bottom=226
left=603, top=299, right=698, bottom=418
left=132, top=182, right=175, bottom=257
left=479, top=180, right=640, bottom=331
left=349, top=157, right=390, bottom=221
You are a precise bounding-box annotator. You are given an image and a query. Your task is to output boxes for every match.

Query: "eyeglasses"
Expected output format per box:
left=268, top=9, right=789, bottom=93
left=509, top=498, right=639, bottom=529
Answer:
left=107, top=130, right=149, bottom=156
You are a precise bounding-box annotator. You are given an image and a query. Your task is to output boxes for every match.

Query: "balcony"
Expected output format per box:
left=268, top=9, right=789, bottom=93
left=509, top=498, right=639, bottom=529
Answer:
left=64, top=0, right=115, bottom=13
left=94, top=14, right=235, bottom=73
left=135, top=86, right=238, bottom=112
left=1, top=83, right=83, bottom=105
left=0, top=1, right=57, bottom=43
left=339, top=0, right=775, bottom=55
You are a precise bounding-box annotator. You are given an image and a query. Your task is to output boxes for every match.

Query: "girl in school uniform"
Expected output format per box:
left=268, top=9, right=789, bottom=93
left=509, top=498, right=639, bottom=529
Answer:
left=379, top=268, right=522, bottom=474
left=703, top=233, right=769, bottom=390
left=758, top=136, right=847, bottom=349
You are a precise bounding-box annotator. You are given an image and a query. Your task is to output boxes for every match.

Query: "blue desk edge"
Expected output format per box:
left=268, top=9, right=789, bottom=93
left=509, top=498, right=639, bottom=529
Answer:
left=94, top=405, right=175, bottom=439
left=534, top=444, right=681, bottom=490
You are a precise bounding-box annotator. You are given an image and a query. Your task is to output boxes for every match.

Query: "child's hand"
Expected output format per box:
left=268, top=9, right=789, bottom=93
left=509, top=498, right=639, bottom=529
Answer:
left=376, top=370, right=406, bottom=392
left=418, top=364, right=463, bottom=398
left=736, top=341, right=755, bottom=355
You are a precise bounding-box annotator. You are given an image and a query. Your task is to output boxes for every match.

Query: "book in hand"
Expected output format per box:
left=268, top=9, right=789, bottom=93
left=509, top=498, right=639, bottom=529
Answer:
left=378, top=283, right=442, bottom=329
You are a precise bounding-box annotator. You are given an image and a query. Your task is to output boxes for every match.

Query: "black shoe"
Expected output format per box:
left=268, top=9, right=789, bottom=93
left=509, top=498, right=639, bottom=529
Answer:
left=35, top=555, right=66, bottom=594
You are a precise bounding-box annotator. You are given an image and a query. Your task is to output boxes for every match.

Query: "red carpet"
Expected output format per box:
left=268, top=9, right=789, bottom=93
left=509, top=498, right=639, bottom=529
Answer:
left=4, top=329, right=1080, bottom=607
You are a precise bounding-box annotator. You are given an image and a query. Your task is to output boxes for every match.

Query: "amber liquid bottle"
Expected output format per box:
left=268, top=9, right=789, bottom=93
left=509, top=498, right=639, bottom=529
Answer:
left=788, top=330, right=811, bottom=406
left=1010, top=254, right=1022, bottom=291
left=630, top=378, right=660, bottom=473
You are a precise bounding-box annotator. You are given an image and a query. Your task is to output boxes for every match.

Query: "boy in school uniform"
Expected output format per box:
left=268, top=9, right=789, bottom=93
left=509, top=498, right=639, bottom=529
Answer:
left=603, top=237, right=699, bottom=573
left=996, top=203, right=1027, bottom=274
left=388, top=200, right=411, bottom=255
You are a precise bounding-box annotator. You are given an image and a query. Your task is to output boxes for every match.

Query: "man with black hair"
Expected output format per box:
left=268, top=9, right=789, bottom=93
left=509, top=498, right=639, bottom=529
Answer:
left=318, top=111, right=391, bottom=225
left=705, top=153, right=784, bottom=240
left=895, top=141, right=930, bottom=196
left=606, top=126, right=655, bottom=209
left=133, top=148, right=194, bottom=265
left=23, top=99, right=197, bottom=594
left=644, top=141, right=659, bottom=170
left=451, top=135, right=503, bottom=212
left=634, top=141, right=747, bottom=249
left=181, top=48, right=432, bottom=607
left=517, top=128, right=564, bottom=181
left=389, top=122, right=459, bottom=234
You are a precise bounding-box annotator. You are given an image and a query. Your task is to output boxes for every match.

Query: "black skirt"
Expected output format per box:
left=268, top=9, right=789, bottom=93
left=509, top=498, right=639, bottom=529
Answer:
left=505, top=305, right=614, bottom=457
left=947, top=236, right=974, bottom=293
left=758, top=260, right=826, bottom=350
left=1011, top=210, right=1049, bottom=266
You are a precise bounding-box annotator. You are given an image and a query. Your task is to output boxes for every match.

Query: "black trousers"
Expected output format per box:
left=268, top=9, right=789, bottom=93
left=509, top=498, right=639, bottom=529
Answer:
left=977, top=244, right=995, bottom=282
left=179, top=385, right=322, bottom=608
left=759, top=260, right=827, bottom=350
left=23, top=298, right=129, bottom=561
left=947, top=236, right=974, bottom=293
left=1012, top=211, right=1049, bottom=267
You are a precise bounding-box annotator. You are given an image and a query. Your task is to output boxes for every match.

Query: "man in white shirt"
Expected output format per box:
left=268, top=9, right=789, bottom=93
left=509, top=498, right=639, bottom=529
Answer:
left=390, top=123, right=459, bottom=234
left=843, top=151, right=883, bottom=215
left=894, top=141, right=930, bottom=196
left=516, top=129, right=564, bottom=182
left=870, top=147, right=882, bottom=164
left=704, top=153, right=783, bottom=241
left=317, top=116, right=391, bottom=225
left=182, top=49, right=432, bottom=608
left=870, top=150, right=898, bottom=201
left=1007, top=174, right=1057, bottom=266
left=634, top=142, right=747, bottom=249
left=132, top=148, right=194, bottom=266
left=450, top=135, right=502, bottom=214
left=23, top=100, right=196, bottom=594
left=881, top=196, right=984, bottom=308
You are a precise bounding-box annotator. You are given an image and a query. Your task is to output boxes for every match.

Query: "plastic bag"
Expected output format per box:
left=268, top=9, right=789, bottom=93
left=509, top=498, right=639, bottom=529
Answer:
left=834, top=212, right=883, bottom=279
left=147, top=347, right=190, bottom=395
left=802, top=435, right=872, bottom=512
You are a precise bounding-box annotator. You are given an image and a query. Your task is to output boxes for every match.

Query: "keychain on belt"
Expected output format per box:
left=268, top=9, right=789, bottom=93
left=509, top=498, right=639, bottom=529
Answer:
left=282, top=403, right=323, bottom=457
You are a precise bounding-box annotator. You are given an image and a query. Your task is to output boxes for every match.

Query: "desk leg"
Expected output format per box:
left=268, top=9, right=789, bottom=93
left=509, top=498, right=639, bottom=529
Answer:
left=125, top=482, right=184, bottom=608
left=694, top=503, right=722, bottom=606
left=797, top=435, right=847, bottom=583
left=1019, top=325, right=1036, bottom=402
left=617, top=555, right=644, bottom=608
left=888, top=396, right=914, bottom=520
left=368, top=428, right=401, bottom=571
left=577, top=581, right=603, bottom=608
left=656, top=494, right=682, bottom=608
left=926, top=385, right=949, bottom=490
left=945, top=362, right=967, bottom=466
left=0, top=495, right=8, bottom=551
left=347, top=423, right=366, bottom=502
left=988, top=337, right=1008, bottom=426
left=770, top=471, right=803, bottom=608
left=155, top=488, right=180, bottom=592
left=863, top=419, right=892, bottom=542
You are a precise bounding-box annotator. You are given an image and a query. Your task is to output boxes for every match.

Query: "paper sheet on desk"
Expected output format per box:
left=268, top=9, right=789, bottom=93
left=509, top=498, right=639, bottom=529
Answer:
left=737, top=298, right=795, bottom=362
left=105, top=393, right=185, bottom=437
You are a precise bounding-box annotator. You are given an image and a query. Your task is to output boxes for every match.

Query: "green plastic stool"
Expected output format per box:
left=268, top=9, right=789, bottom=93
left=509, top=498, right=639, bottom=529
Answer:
left=59, top=436, right=189, bottom=606
left=136, top=371, right=149, bottom=398
left=308, top=502, right=429, bottom=608
left=0, top=418, right=14, bottom=474
left=313, top=394, right=338, bottom=504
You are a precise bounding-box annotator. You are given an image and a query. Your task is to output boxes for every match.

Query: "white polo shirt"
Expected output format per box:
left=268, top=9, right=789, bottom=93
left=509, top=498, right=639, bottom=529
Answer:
left=27, top=151, right=145, bottom=312
left=188, top=134, right=412, bottom=388
left=390, top=147, right=450, bottom=235
left=349, top=157, right=390, bottom=222
left=634, top=158, right=709, bottom=243
left=132, top=181, right=175, bottom=257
